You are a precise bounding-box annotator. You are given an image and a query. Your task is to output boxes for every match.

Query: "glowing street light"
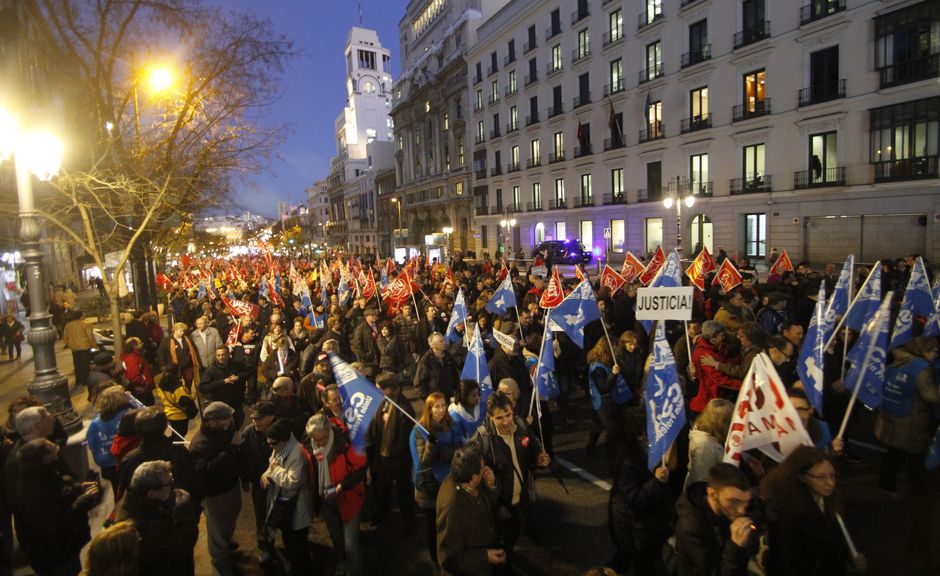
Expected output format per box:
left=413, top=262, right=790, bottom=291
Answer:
left=663, top=177, right=696, bottom=254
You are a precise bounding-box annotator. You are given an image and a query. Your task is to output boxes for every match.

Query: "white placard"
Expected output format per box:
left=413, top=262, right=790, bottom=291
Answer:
left=635, top=287, right=694, bottom=321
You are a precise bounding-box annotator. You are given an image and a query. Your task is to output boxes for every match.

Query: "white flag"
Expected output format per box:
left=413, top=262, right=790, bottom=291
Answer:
left=723, top=354, right=813, bottom=465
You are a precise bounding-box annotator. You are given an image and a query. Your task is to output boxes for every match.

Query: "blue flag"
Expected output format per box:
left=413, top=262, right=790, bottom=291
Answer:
left=890, top=257, right=934, bottom=350
left=486, top=275, right=517, bottom=316
left=197, top=282, right=206, bottom=300
left=445, top=288, right=468, bottom=345
left=328, top=352, right=384, bottom=454
left=460, top=327, right=493, bottom=404
left=644, top=322, right=686, bottom=470
left=534, top=327, right=560, bottom=400
left=549, top=280, right=601, bottom=349
left=258, top=276, right=270, bottom=300
left=844, top=294, right=892, bottom=410
left=843, top=265, right=881, bottom=332
left=275, top=271, right=282, bottom=293
left=337, top=272, right=351, bottom=307
left=796, top=282, right=828, bottom=415
left=825, top=255, right=853, bottom=321
left=379, top=268, right=389, bottom=289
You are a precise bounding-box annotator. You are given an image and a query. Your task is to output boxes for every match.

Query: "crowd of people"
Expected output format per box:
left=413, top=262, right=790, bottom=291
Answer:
left=0, top=249, right=937, bottom=576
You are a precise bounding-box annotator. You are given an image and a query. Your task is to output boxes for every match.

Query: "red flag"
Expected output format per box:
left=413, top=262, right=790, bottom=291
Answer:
left=686, top=247, right=717, bottom=291
left=225, top=322, right=241, bottom=348
left=498, top=259, right=509, bottom=282
left=155, top=273, right=172, bottom=290
left=600, top=264, right=626, bottom=294
left=539, top=268, right=565, bottom=309
left=713, top=259, right=744, bottom=293
left=381, top=273, right=417, bottom=309
left=269, top=287, right=285, bottom=309
left=221, top=296, right=259, bottom=320
left=362, top=269, right=377, bottom=301
left=621, top=251, right=645, bottom=284
left=574, top=264, right=586, bottom=283
left=639, top=247, right=666, bottom=286
left=769, top=249, right=794, bottom=277
left=384, top=257, right=396, bottom=277
left=440, top=267, right=455, bottom=295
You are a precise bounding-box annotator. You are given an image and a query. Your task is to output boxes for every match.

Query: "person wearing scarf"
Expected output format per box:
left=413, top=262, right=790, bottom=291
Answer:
left=158, top=322, right=201, bottom=393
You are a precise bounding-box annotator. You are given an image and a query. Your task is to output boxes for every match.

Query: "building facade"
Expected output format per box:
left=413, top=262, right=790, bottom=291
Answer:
left=468, top=0, right=939, bottom=266
left=305, top=179, right=331, bottom=244
left=391, top=0, right=512, bottom=261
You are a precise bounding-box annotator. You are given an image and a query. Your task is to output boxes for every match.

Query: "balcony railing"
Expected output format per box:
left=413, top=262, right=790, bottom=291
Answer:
left=487, top=94, right=499, bottom=105
left=526, top=113, right=540, bottom=126
left=548, top=150, right=565, bottom=163
left=474, top=134, right=485, bottom=145
left=681, top=44, right=711, bottom=68
left=681, top=181, right=714, bottom=197
left=637, top=188, right=662, bottom=203
left=508, top=202, right=522, bottom=213
left=524, top=40, right=537, bottom=53
left=547, top=61, right=564, bottom=76
left=473, top=102, right=484, bottom=112
left=878, top=55, right=940, bottom=89
left=489, top=128, right=501, bottom=139
left=526, top=157, right=542, bottom=168
left=604, top=137, right=625, bottom=151
left=572, top=47, right=591, bottom=63
left=548, top=104, right=564, bottom=118
left=504, top=54, right=516, bottom=66
left=549, top=198, right=568, bottom=210
left=506, top=122, right=518, bottom=134
left=526, top=201, right=543, bottom=212
left=507, top=161, right=521, bottom=173
left=505, top=84, right=518, bottom=97
left=734, top=20, right=771, bottom=48
left=733, top=98, right=771, bottom=121
left=800, top=0, right=845, bottom=25
left=574, top=196, right=594, bottom=208
left=490, top=165, right=503, bottom=176
left=603, top=31, right=624, bottom=48
left=474, top=169, right=487, bottom=179
left=794, top=167, right=845, bottom=189
left=681, top=114, right=711, bottom=134
left=546, top=26, right=561, bottom=40
left=798, top=79, right=846, bottom=106
left=730, top=175, right=773, bottom=194
left=873, top=156, right=938, bottom=182
left=488, top=65, right=498, bottom=76
left=473, top=74, right=483, bottom=85
left=574, top=143, right=593, bottom=158
left=638, top=122, right=664, bottom=143
left=573, top=93, right=591, bottom=108
left=603, top=192, right=626, bottom=205
left=524, top=72, right=538, bottom=86
left=475, top=206, right=490, bottom=216
left=638, top=10, right=664, bottom=29
left=604, top=78, right=625, bottom=96
left=639, top=62, right=664, bottom=83
left=572, top=7, right=589, bottom=23
left=681, top=0, right=703, bottom=6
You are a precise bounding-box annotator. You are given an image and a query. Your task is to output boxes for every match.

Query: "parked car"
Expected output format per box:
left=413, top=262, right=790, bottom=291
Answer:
left=531, top=239, right=592, bottom=265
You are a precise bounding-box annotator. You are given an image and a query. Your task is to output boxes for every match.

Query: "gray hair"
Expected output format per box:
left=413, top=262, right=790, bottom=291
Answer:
left=272, top=376, right=293, bottom=394
left=14, top=406, right=48, bottom=438
left=130, top=460, right=172, bottom=494
left=305, top=412, right=331, bottom=437
left=428, top=332, right=444, bottom=347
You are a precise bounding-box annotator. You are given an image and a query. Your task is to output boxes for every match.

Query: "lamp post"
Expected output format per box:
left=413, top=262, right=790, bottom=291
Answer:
left=390, top=197, right=402, bottom=258
left=442, top=226, right=453, bottom=263
left=499, top=218, right=517, bottom=258
left=663, top=176, right=695, bottom=256
left=0, top=108, right=80, bottom=433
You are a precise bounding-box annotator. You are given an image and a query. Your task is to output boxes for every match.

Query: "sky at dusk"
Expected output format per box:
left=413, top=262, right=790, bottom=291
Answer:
left=207, top=0, right=408, bottom=218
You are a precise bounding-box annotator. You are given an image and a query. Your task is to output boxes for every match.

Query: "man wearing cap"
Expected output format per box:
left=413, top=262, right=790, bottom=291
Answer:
left=690, top=321, right=743, bottom=414
left=200, top=346, right=251, bottom=427
left=239, top=402, right=278, bottom=566
left=351, top=308, right=381, bottom=373
left=189, top=401, right=244, bottom=576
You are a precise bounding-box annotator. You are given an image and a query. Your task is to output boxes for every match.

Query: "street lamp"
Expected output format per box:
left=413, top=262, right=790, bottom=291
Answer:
left=663, top=176, right=695, bottom=255
left=499, top=218, right=517, bottom=257
left=390, top=197, right=402, bottom=258
left=442, top=226, right=453, bottom=262
left=0, top=107, right=80, bottom=433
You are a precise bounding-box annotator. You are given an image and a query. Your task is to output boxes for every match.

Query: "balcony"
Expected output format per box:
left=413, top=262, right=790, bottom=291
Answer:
left=680, top=114, right=711, bottom=134
left=681, top=181, right=714, bottom=197
left=637, top=188, right=662, bottom=203
left=794, top=167, right=845, bottom=189
left=548, top=104, right=564, bottom=118
left=604, top=78, right=625, bottom=96
left=573, top=93, right=591, bottom=108
left=487, top=94, right=499, bottom=106
left=525, top=72, right=538, bottom=86
left=507, top=202, right=522, bottom=213
left=474, top=169, right=487, bottom=179
left=873, top=156, right=938, bottom=183
left=681, top=45, right=711, bottom=68
left=504, top=54, right=516, bottom=66
left=546, top=26, right=562, bottom=40
left=473, top=74, right=483, bottom=85
left=603, top=31, right=624, bottom=48
left=603, top=192, right=626, bottom=205
left=734, top=20, right=771, bottom=49
left=604, top=137, right=625, bottom=151
left=798, top=79, right=846, bottom=106
left=473, top=101, right=484, bottom=112
left=572, top=47, right=591, bottom=64
left=549, top=198, right=568, bottom=210
left=474, top=134, right=485, bottom=145
left=574, top=196, right=594, bottom=208
left=506, top=122, right=518, bottom=134
left=639, top=62, right=664, bottom=84
left=878, top=55, right=940, bottom=89
left=490, top=165, right=503, bottom=177
left=548, top=150, right=565, bottom=164
left=572, top=7, right=589, bottom=23
left=475, top=206, right=490, bottom=216
left=488, top=65, right=498, bottom=76
left=732, top=98, right=772, bottom=122
left=505, top=84, right=518, bottom=97
left=526, top=113, right=540, bottom=126
left=507, top=161, right=521, bottom=173
left=800, top=0, right=845, bottom=25
left=638, top=10, right=664, bottom=30
left=489, top=128, right=501, bottom=139
left=526, top=157, right=542, bottom=169
left=526, top=201, right=543, bottom=212
left=524, top=40, right=537, bottom=54
left=730, top=175, right=773, bottom=195
left=547, top=61, right=564, bottom=77
left=574, top=143, right=593, bottom=158
left=638, top=122, right=664, bottom=143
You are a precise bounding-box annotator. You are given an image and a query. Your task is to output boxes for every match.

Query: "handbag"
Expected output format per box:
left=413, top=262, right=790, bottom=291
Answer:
left=266, top=494, right=298, bottom=529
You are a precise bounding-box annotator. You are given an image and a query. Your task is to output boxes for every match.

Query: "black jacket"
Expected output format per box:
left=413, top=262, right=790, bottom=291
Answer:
left=189, top=426, right=241, bottom=497
left=487, top=348, right=530, bottom=397
left=238, top=425, right=273, bottom=486
left=674, top=482, right=751, bottom=576
left=350, top=320, right=381, bottom=368
left=608, top=438, right=675, bottom=552
left=115, top=489, right=199, bottom=576
left=764, top=499, right=847, bottom=576
left=414, top=350, right=460, bottom=401
left=199, top=361, right=249, bottom=412
left=471, top=416, right=542, bottom=510
left=366, top=394, right=416, bottom=469
left=118, top=437, right=201, bottom=501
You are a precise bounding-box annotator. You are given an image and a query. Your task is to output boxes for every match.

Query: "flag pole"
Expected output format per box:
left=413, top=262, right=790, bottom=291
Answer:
left=529, top=315, right=550, bottom=419
left=683, top=320, right=693, bottom=370
left=836, top=295, right=890, bottom=440
left=383, top=394, right=430, bottom=436
left=838, top=259, right=856, bottom=381
left=825, top=265, right=877, bottom=351
left=835, top=513, right=860, bottom=560
left=514, top=304, right=526, bottom=345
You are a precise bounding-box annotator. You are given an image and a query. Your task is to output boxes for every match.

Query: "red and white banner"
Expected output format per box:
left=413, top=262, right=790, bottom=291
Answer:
left=221, top=296, right=259, bottom=320
left=686, top=247, right=717, bottom=291
left=712, top=258, right=744, bottom=293
left=639, top=247, right=666, bottom=286
left=600, top=264, right=626, bottom=294
left=539, top=268, right=565, bottom=309
left=361, top=269, right=377, bottom=301
left=621, top=251, right=645, bottom=284
left=381, top=274, right=417, bottom=309
left=769, top=249, right=794, bottom=277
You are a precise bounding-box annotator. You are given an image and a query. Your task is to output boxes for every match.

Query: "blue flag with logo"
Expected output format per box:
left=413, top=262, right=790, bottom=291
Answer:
left=461, top=327, right=493, bottom=404
left=844, top=294, right=892, bottom=410
left=197, top=281, right=206, bottom=301
left=445, top=288, right=468, bottom=345
left=890, top=257, right=934, bottom=350
left=534, top=326, right=560, bottom=400
left=825, top=256, right=853, bottom=324
left=275, top=271, right=282, bottom=293
left=328, top=352, right=384, bottom=454
left=549, top=280, right=601, bottom=349
left=797, top=282, right=829, bottom=415
left=644, top=322, right=686, bottom=470
left=337, top=272, right=351, bottom=307
left=486, top=275, right=517, bottom=316
left=642, top=249, right=683, bottom=333
left=843, top=266, right=881, bottom=332
left=258, top=276, right=270, bottom=300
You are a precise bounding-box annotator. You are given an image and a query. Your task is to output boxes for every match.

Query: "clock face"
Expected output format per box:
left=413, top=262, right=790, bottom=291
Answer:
left=363, top=81, right=375, bottom=93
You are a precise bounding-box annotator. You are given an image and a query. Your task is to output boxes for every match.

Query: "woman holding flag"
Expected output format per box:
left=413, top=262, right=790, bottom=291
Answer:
left=585, top=338, right=628, bottom=458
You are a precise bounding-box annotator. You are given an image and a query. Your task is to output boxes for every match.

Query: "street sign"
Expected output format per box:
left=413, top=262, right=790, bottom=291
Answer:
left=635, top=286, right=694, bottom=321
left=603, top=227, right=611, bottom=239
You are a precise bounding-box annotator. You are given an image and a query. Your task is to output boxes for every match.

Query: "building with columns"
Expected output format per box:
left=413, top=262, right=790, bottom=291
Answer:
left=467, top=0, right=939, bottom=266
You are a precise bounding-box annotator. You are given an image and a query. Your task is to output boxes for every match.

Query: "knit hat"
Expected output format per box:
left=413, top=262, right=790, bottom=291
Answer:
left=265, top=418, right=292, bottom=442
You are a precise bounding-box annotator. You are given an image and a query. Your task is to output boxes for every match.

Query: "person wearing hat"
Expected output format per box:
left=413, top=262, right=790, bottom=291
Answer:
left=239, top=402, right=279, bottom=566
left=350, top=308, right=381, bottom=374
left=690, top=321, right=743, bottom=414
left=189, top=401, right=244, bottom=576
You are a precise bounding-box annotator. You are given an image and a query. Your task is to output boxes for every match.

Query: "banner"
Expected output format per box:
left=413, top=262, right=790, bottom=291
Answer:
left=621, top=251, right=645, bottom=284
left=329, top=353, right=384, bottom=454
left=599, top=264, right=626, bottom=294
left=712, top=258, right=743, bottom=293
left=638, top=246, right=666, bottom=286
left=635, top=287, right=694, bottom=321
left=539, top=268, right=565, bottom=309
left=547, top=280, right=601, bottom=349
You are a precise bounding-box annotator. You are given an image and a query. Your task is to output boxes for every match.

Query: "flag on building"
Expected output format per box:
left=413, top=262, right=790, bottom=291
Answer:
left=644, top=322, right=686, bottom=470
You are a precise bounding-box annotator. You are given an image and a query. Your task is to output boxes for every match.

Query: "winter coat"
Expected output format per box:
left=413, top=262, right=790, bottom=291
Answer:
left=198, top=360, right=249, bottom=411
left=436, top=475, right=499, bottom=576
left=674, top=482, right=751, bottom=576
left=609, top=438, right=675, bottom=554
left=154, top=377, right=196, bottom=422
left=410, top=420, right=460, bottom=509
left=685, top=428, right=724, bottom=488
left=87, top=406, right=130, bottom=468
left=350, top=320, right=381, bottom=369
left=261, top=347, right=299, bottom=383
left=690, top=338, right=742, bottom=413
left=189, top=426, right=241, bottom=497
left=764, top=496, right=847, bottom=576
left=118, top=438, right=201, bottom=501
left=122, top=349, right=155, bottom=396
left=366, top=395, right=416, bottom=470
left=310, top=428, right=366, bottom=523
left=471, top=415, right=542, bottom=510
left=414, top=349, right=460, bottom=401
left=265, top=438, right=314, bottom=531
left=115, top=489, right=199, bottom=576
left=876, top=349, right=940, bottom=452
left=190, top=327, right=223, bottom=369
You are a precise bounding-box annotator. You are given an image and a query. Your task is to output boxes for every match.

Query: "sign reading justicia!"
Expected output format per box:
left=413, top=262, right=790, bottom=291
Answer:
left=635, top=287, right=694, bottom=321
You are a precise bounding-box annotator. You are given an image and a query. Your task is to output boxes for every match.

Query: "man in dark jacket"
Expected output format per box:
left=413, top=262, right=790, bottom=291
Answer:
left=116, top=460, right=199, bottom=576
left=674, top=463, right=757, bottom=576
left=260, top=336, right=299, bottom=385
left=350, top=308, right=381, bottom=373
left=230, top=324, right=261, bottom=404
left=487, top=334, right=531, bottom=404
left=199, top=346, right=250, bottom=427
left=117, top=407, right=200, bottom=502
left=189, top=402, right=244, bottom=576
left=471, top=392, right=550, bottom=569
left=414, top=332, right=460, bottom=401
left=239, top=401, right=278, bottom=565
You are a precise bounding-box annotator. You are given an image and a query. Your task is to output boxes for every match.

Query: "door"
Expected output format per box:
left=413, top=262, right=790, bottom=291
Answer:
left=647, top=161, right=662, bottom=200
left=810, top=46, right=839, bottom=100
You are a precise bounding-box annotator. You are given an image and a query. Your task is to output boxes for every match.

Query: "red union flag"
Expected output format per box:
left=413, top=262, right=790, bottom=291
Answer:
left=221, top=296, right=259, bottom=320
left=539, top=268, right=565, bottom=309
left=381, top=274, right=416, bottom=309
left=769, top=249, right=794, bottom=277
left=639, top=247, right=666, bottom=286
left=361, top=269, right=377, bottom=301
left=686, top=247, right=718, bottom=291
left=621, top=251, right=645, bottom=284
left=600, top=265, right=626, bottom=294
left=498, top=259, right=509, bottom=282
left=384, top=257, right=396, bottom=276
left=712, top=258, right=744, bottom=293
